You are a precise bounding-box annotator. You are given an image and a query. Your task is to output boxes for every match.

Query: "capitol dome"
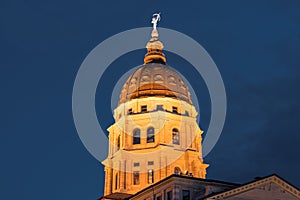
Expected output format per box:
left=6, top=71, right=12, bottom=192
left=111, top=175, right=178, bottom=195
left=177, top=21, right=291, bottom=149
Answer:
left=119, top=63, right=192, bottom=105
left=103, top=15, right=209, bottom=196
left=118, top=24, right=193, bottom=105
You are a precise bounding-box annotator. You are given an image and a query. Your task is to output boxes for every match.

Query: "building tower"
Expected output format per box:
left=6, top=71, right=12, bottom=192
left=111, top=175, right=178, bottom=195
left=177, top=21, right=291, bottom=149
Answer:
left=102, top=14, right=209, bottom=196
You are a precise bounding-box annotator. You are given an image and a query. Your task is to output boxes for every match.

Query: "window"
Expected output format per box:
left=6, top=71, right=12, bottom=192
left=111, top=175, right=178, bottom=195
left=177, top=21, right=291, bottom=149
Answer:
left=133, top=171, right=140, bottom=185
left=128, top=108, right=133, bottom=115
left=133, top=129, right=140, bottom=144
left=115, top=173, right=118, bottom=190
left=167, top=191, right=173, bottom=200
left=148, top=169, right=154, bottom=184
left=116, top=135, right=120, bottom=151
left=124, top=169, right=126, bottom=189
left=141, top=105, right=147, bottom=113
left=133, top=162, right=140, bottom=167
left=147, top=127, right=155, bottom=143
left=172, top=106, right=178, bottom=113
left=157, top=105, right=163, bottom=111
left=182, top=190, right=190, bottom=200
left=156, top=196, right=162, bottom=200
left=172, top=128, right=180, bottom=145
left=148, top=161, right=154, bottom=166
left=185, top=111, right=189, bottom=116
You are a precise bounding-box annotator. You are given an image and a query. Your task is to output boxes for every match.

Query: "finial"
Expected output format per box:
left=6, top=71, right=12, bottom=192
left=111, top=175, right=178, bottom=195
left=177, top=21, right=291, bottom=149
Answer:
left=151, top=13, right=161, bottom=30
left=144, top=13, right=166, bottom=64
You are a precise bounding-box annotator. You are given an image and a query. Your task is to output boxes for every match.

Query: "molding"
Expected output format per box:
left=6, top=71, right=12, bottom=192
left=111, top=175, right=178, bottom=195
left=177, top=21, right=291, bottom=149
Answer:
left=207, top=175, right=300, bottom=199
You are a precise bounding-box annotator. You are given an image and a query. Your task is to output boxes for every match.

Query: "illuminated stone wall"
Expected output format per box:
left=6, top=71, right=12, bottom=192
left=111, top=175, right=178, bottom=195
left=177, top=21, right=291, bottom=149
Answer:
left=102, top=96, right=208, bottom=195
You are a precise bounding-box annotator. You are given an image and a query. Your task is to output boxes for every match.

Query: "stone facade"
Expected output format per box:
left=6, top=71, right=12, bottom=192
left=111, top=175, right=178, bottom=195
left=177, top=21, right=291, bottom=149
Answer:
left=102, top=86, right=208, bottom=195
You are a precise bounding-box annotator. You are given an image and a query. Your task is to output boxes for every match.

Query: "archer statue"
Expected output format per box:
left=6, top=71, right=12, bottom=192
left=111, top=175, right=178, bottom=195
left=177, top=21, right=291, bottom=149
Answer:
left=151, top=13, right=161, bottom=30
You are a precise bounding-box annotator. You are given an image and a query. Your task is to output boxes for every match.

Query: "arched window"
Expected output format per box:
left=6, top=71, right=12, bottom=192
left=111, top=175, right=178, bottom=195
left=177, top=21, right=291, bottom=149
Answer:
left=147, top=127, right=155, bottom=143
left=174, top=167, right=181, bottom=175
left=133, top=128, right=141, bottom=144
left=172, top=128, right=180, bottom=145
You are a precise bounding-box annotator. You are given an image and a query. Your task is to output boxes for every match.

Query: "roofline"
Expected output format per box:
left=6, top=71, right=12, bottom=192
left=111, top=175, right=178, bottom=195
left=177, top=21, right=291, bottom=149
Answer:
left=130, top=174, right=239, bottom=198
left=98, top=173, right=300, bottom=200
left=200, top=173, right=300, bottom=200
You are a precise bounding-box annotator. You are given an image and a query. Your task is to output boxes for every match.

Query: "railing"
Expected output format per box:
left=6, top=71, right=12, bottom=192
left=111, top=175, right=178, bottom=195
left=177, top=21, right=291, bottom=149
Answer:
left=127, top=108, right=189, bottom=116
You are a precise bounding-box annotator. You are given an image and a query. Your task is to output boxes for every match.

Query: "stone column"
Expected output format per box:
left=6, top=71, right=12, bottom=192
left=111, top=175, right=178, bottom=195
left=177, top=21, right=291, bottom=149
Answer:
left=104, top=167, right=113, bottom=195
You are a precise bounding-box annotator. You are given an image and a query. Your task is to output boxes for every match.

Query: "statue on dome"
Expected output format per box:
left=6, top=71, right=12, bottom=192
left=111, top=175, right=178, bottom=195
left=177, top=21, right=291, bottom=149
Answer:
left=151, top=13, right=161, bottom=30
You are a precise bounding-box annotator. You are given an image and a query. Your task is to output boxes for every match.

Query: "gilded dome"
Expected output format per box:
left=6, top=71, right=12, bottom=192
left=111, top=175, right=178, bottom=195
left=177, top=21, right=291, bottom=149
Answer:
left=119, top=63, right=192, bottom=105
left=118, top=18, right=192, bottom=105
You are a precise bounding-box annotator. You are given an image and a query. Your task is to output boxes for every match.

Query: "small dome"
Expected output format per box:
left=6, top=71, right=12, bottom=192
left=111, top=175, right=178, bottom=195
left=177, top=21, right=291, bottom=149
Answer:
left=119, top=63, right=192, bottom=105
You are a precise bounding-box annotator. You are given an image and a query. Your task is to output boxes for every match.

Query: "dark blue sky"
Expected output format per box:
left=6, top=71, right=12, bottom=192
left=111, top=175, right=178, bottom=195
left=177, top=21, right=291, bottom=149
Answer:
left=1, top=0, right=300, bottom=199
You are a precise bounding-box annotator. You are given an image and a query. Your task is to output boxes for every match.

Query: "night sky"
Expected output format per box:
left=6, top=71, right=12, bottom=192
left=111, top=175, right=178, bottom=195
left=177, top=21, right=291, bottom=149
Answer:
left=1, top=0, right=300, bottom=199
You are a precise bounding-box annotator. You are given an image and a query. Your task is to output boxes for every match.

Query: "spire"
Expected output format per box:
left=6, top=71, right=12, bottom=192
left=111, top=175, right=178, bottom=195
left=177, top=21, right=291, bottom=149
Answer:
left=144, top=13, right=167, bottom=64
